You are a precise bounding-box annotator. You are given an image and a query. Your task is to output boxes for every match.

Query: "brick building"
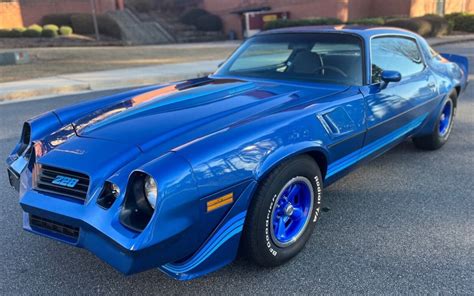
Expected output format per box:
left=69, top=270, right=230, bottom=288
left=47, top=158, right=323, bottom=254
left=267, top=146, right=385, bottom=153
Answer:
left=200, top=0, right=474, bottom=38
left=0, top=0, right=124, bottom=29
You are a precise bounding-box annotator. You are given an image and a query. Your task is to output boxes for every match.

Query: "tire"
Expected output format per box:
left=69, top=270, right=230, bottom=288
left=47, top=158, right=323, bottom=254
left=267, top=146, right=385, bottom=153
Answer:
left=242, top=155, right=323, bottom=267
left=413, top=93, right=456, bottom=150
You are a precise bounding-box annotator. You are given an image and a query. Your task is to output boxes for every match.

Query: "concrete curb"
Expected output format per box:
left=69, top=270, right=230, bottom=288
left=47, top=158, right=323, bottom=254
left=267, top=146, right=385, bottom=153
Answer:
left=429, top=37, right=474, bottom=47
left=0, top=59, right=220, bottom=102
left=0, top=78, right=90, bottom=101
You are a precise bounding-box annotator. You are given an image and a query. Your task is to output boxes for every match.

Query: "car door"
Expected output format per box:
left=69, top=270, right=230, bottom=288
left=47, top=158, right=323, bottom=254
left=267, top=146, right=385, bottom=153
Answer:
left=362, top=36, right=438, bottom=146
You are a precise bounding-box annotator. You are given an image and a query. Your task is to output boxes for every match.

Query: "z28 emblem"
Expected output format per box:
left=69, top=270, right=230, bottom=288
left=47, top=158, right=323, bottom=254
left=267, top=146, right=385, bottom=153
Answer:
left=52, top=175, right=79, bottom=188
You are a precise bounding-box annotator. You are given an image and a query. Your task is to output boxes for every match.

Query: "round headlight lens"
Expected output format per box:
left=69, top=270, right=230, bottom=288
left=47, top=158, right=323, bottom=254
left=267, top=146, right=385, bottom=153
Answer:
left=144, top=176, right=158, bottom=210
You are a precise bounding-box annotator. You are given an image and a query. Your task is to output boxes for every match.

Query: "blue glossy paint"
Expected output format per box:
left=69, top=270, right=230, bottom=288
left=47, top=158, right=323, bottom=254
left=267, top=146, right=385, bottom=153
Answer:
left=381, top=70, right=402, bottom=83
left=162, top=211, right=247, bottom=274
left=6, top=26, right=469, bottom=280
left=326, top=113, right=428, bottom=179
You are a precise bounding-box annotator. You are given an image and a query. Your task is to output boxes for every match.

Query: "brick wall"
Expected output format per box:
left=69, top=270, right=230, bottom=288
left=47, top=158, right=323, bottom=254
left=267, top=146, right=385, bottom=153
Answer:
left=20, top=0, right=123, bottom=26
left=408, top=0, right=474, bottom=16
left=201, top=0, right=347, bottom=38
left=201, top=0, right=474, bottom=38
left=371, top=0, right=412, bottom=17
left=0, top=1, right=23, bottom=28
left=0, top=0, right=123, bottom=28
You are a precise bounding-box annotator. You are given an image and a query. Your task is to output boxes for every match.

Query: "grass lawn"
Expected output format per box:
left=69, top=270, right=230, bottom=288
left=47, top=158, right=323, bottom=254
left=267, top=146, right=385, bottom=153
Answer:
left=0, top=42, right=238, bottom=83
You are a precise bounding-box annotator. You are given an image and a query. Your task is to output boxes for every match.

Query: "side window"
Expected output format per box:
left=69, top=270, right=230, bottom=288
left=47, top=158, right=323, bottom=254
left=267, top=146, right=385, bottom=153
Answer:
left=371, top=37, right=424, bottom=83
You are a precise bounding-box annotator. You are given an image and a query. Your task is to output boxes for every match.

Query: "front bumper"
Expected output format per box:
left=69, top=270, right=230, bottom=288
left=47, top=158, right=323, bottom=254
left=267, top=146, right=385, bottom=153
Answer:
left=19, top=191, right=184, bottom=275
left=7, top=149, right=256, bottom=279
left=18, top=185, right=197, bottom=275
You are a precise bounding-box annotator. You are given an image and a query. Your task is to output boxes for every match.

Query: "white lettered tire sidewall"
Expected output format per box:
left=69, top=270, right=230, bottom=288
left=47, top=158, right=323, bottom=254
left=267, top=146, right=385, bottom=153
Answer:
left=242, top=155, right=323, bottom=267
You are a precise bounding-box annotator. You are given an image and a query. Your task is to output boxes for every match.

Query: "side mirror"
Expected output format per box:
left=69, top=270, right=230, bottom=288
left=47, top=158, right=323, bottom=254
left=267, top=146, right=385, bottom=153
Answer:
left=379, top=70, right=401, bottom=90
left=381, top=70, right=401, bottom=83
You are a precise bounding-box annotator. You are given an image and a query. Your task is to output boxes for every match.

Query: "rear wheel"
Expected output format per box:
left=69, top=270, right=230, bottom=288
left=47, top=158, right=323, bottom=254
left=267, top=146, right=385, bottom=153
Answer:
left=242, top=155, right=323, bottom=267
left=413, top=94, right=456, bottom=150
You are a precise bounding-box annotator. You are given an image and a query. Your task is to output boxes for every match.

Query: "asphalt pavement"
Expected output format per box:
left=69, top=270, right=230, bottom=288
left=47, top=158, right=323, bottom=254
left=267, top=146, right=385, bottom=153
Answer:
left=0, top=42, right=473, bottom=295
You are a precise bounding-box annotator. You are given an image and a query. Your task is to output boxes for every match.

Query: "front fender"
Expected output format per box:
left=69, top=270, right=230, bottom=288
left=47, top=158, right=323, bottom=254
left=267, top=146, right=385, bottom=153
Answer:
left=255, top=141, right=329, bottom=180
left=7, top=111, right=61, bottom=166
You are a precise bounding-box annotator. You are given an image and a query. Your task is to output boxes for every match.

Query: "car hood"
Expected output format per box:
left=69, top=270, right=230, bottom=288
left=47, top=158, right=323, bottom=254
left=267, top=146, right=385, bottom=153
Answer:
left=70, top=77, right=346, bottom=153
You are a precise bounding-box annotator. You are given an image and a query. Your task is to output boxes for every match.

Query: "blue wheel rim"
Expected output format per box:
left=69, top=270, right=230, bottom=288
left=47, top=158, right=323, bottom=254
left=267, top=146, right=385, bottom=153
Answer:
left=270, top=176, right=314, bottom=247
left=439, top=100, right=452, bottom=137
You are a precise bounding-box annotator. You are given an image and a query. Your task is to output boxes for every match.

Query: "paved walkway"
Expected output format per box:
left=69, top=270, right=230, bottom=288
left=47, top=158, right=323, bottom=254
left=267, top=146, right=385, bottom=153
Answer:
left=0, top=35, right=472, bottom=102
left=0, top=59, right=220, bottom=101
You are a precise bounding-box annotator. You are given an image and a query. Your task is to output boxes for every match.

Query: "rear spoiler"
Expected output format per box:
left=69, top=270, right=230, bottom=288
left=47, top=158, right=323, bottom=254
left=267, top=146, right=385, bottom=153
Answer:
left=441, top=53, right=469, bottom=86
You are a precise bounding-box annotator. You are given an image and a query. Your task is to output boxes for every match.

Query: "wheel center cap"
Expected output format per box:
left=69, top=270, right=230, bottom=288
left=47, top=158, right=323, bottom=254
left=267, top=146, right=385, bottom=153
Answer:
left=284, top=203, right=294, bottom=216
left=441, top=114, right=446, bottom=121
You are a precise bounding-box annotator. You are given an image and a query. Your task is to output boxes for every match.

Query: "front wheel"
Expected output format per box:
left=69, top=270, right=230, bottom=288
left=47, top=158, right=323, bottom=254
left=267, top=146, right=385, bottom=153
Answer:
left=242, top=155, right=323, bottom=267
left=413, top=94, right=456, bottom=150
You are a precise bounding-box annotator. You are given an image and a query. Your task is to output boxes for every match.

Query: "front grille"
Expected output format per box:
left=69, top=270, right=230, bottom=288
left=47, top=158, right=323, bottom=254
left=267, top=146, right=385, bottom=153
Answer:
left=30, top=215, right=79, bottom=240
left=35, top=165, right=90, bottom=203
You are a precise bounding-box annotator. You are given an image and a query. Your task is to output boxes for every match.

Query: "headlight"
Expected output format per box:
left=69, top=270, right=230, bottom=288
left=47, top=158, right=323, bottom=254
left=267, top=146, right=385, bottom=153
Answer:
left=144, top=176, right=158, bottom=210
left=119, top=172, right=157, bottom=232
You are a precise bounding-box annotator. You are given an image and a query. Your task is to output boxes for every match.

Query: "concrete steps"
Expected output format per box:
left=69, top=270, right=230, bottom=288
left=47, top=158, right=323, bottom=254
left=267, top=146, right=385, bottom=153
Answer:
left=147, top=10, right=227, bottom=43
left=107, top=9, right=175, bottom=45
left=109, top=7, right=227, bottom=44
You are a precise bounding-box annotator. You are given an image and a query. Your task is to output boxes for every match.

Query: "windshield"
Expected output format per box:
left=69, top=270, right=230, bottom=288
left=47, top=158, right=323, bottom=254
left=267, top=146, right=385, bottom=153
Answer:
left=216, top=33, right=364, bottom=85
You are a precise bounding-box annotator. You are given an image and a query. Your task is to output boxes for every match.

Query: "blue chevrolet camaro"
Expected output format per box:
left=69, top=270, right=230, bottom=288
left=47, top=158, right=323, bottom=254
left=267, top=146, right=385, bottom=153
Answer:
left=7, top=26, right=469, bottom=280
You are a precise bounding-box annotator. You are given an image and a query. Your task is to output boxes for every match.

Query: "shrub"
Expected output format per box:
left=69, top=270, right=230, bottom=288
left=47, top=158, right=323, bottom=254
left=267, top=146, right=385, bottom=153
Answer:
left=130, top=0, right=154, bottom=12
left=42, top=28, right=58, bottom=38
left=385, top=15, right=450, bottom=37
left=264, top=18, right=343, bottom=30
left=385, top=18, right=432, bottom=36
left=195, top=14, right=222, bottom=31
left=71, top=13, right=121, bottom=39
left=70, top=14, right=94, bottom=34
left=42, top=13, right=74, bottom=27
left=180, top=8, right=210, bottom=26
left=446, top=13, right=474, bottom=32
left=28, top=24, right=43, bottom=32
left=10, top=28, right=25, bottom=37
left=420, top=14, right=450, bottom=36
left=22, top=24, right=43, bottom=37
left=22, top=29, right=42, bottom=38
left=347, top=17, right=385, bottom=26
left=157, top=0, right=195, bottom=13
left=0, top=29, right=10, bottom=37
left=43, top=24, right=59, bottom=31
left=59, top=26, right=73, bottom=36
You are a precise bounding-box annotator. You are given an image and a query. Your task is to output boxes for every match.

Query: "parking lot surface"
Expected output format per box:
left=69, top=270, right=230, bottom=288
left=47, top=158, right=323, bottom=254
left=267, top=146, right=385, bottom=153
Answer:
left=0, top=42, right=472, bottom=294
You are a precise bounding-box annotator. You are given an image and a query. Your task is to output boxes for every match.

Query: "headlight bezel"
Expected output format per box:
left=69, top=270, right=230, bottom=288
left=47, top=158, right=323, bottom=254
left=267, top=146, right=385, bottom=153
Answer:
left=119, top=172, right=158, bottom=232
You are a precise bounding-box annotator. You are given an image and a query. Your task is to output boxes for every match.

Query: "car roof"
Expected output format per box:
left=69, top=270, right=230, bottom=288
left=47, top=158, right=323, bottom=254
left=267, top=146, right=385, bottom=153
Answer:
left=258, top=25, right=420, bottom=40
